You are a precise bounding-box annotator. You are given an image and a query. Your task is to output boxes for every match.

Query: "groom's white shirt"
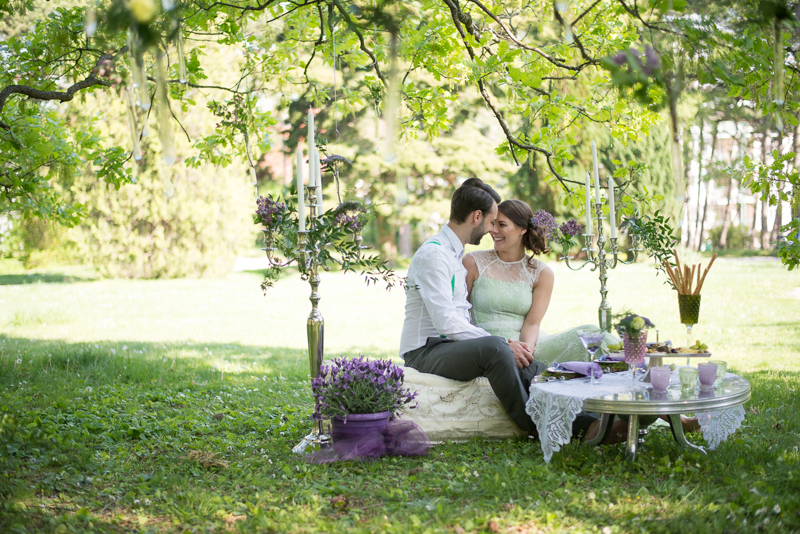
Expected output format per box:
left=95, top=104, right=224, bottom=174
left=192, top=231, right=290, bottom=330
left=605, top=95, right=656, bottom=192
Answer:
left=399, top=224, right=491, bottom=357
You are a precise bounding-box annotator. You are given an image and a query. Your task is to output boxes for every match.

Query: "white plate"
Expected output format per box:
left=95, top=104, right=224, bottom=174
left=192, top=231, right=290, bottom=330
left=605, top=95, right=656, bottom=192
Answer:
left=547, top=367, right=575, bottom=374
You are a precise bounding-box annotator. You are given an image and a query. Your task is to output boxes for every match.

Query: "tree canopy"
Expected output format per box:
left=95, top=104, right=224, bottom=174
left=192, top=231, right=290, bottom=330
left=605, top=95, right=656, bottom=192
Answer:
left=0, top=0, right=797, bottom=255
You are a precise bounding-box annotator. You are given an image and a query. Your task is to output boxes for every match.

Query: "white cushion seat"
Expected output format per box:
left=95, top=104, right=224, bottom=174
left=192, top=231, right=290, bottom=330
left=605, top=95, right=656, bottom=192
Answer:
left=399, top=366, right=526, bottom=442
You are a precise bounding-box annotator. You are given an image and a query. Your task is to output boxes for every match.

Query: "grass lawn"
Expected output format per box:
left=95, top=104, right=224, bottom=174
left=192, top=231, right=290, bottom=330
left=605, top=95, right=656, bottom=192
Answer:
left=1, top=256, right=799, bottom=533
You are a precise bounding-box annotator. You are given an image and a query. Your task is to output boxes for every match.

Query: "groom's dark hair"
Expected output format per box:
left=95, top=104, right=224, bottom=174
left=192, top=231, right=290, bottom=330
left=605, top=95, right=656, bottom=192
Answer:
left=450, top=178, right=501, bottom=224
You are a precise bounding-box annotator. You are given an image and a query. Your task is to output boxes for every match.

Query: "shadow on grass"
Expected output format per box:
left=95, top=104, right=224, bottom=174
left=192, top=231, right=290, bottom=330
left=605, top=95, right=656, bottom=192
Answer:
left=0, top=334, right=386, bottom=384
left=0, top=272, right=99, bottom=286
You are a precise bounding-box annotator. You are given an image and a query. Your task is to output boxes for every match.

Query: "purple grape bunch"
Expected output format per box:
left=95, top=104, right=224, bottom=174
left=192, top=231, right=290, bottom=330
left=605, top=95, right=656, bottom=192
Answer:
left=311, top=355, right=418, bottom=421
left=256, top=195, right=287, bottom=226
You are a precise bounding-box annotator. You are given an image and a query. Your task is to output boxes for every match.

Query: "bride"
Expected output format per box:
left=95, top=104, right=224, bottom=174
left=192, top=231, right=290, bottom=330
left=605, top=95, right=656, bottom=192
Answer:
left=463, top=199, right=615, bottom=366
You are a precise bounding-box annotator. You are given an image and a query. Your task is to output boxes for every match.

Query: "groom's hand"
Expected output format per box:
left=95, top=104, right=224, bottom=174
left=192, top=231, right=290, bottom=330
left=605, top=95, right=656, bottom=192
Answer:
left=508, top=340, right=534, bottom=369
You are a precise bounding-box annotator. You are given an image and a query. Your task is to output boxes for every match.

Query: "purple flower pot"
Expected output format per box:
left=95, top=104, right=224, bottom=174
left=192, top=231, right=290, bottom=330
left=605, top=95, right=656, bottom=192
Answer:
left=331, top=411, right=391, bottom=441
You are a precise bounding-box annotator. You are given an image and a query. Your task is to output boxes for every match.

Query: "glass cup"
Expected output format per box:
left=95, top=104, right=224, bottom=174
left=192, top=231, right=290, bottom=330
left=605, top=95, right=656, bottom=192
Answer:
left=650, top=366, right=672, bottom=392
left=679, top=366, right=698, bottom=391
left=698, top=362, right=718, bottom=390
left=708, top=359, right=727, bottom=388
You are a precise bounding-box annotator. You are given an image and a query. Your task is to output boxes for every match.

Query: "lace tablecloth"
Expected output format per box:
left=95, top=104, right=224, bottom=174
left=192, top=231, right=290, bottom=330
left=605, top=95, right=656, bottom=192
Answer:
left=526, top=371, right=746, bottom=463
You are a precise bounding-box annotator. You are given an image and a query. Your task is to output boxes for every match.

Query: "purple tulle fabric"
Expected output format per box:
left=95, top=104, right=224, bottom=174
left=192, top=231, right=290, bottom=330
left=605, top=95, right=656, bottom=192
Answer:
left=306, top=420, right=431, bottom=464
left=558, top=361, right=603, bottom=379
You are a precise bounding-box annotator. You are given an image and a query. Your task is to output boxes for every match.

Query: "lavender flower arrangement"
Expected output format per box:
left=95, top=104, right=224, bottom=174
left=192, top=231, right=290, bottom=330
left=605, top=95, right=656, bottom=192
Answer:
left=335, top=205, right=367, bottom=232
left=255, top=195, right=288, bottom=228
left=530, top=209, right=583, bottom=255
left=311, top=355, right=418, bottom=421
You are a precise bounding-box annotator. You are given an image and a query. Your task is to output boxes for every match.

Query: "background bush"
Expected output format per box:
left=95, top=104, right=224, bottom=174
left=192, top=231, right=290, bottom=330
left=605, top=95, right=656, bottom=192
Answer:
left=69, top=143, right=253, bottom=278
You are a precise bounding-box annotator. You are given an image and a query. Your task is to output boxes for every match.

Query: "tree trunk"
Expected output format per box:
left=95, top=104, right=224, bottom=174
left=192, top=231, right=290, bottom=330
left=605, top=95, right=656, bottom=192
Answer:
left=697, top=121, right=719, bottom=251
left=719, top=178, right=735, bottom=249
left=760, top=133, right=771, bottom=249
left=682, top=125, right=694, bottom=248
left=750, top=132, right=767, bottom=250
left=692, top=118, right=705, bottom=250
left=719, top=123, right=742, bottom=249
left=795, top=123, right=800, bottom=220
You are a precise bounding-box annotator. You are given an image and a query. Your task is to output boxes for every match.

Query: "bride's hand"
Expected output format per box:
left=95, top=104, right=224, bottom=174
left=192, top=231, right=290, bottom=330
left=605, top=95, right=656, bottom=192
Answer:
left=508, top=340, right=534, bottom=369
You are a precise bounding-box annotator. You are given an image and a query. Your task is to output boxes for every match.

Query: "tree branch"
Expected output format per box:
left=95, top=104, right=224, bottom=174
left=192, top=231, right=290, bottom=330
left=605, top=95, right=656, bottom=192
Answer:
left=464, top=0, right=584, bottom=72
left=444, top=0, right=571, bottom=189
left=332, top=0, right=387, bottom=87
left=0, top=49, right=128, bottom=128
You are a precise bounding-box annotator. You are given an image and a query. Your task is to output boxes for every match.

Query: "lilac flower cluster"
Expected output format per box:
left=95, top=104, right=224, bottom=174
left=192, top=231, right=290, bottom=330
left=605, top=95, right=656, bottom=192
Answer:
left=256, top=195, right=287, bottom=227
left=559, top=218, right=583, bottom=239
left=335, top=212, right=365, bottom=232
left=610, top=45, right=661, bottom=76
left=311, top=355, right=418, bottom=421
left=531, top=209, right=558, bottom=240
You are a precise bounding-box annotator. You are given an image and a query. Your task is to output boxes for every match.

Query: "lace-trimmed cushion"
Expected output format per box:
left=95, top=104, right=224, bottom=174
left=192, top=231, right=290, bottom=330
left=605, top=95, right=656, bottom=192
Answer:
left=399, top=366, right=526, bottom=442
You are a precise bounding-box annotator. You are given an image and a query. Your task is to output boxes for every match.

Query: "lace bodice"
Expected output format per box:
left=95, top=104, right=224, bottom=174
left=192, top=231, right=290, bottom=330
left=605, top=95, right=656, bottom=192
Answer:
left=471, top=249, right=545, bottom=286
left=467, top=250, right=544, bottom=340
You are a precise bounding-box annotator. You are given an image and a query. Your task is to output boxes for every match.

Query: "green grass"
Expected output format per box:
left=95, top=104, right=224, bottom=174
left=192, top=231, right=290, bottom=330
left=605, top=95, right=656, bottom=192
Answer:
left=1, top=257, right=799, bottom=533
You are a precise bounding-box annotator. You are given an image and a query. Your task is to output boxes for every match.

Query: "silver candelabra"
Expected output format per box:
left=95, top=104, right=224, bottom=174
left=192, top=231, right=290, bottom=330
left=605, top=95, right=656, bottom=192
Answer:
left=262, top=185, right=367, bottom=454
left=561, top=202, right=640, bottom=332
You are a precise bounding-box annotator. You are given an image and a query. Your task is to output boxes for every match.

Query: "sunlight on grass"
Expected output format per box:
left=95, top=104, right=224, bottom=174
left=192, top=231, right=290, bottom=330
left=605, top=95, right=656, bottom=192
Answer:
left=1, top=257, right=799, bottom=532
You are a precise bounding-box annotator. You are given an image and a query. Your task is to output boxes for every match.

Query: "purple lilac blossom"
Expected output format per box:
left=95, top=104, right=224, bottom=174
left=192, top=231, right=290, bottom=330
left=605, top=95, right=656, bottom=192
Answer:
left=532, top=210, right=558, bottom=240
left=559, top=218, right=583, bottom=238
left=256, top=195, right=287, bottom=226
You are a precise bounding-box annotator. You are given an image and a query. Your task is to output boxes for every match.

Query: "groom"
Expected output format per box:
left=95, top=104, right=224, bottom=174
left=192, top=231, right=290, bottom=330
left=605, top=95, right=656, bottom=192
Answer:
left=399, top=178, right=559, bottom=435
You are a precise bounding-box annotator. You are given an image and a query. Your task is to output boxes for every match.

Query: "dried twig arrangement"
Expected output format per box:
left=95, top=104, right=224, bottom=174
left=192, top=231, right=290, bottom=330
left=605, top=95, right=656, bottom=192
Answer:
left=663, top=250, right=717, bottom=295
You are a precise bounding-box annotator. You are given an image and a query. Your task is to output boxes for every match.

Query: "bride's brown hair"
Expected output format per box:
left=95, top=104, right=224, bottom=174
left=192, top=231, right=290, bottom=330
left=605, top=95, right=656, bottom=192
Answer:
left=497, top=200, right=549, bottom=262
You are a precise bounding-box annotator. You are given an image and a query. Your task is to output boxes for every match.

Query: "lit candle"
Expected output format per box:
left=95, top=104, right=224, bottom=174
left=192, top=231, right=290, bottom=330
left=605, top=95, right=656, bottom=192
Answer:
left=296, top=146, right=305, bottom=232
left=315, top=148, right=323, bottom=213
left=592, top=140, right=600, bottom=204
left=608, top=176, right=616, bottom=238
left=585, top=171, right=592, bottom=235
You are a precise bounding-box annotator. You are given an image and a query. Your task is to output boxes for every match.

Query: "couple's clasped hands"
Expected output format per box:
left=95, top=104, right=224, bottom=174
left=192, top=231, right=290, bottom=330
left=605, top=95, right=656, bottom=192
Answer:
left=508, top=339, right=535, bottom=369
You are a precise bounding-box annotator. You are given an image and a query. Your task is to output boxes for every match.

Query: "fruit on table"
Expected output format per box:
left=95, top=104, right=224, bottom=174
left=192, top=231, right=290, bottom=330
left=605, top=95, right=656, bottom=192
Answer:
left=689, top=340, right=709, bottom=351
left=607, top=342, right=623, bottom=351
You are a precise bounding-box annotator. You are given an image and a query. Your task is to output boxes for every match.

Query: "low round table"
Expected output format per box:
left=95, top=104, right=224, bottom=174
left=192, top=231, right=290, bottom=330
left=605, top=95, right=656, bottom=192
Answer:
left=526, top=372, right=750, bottom=463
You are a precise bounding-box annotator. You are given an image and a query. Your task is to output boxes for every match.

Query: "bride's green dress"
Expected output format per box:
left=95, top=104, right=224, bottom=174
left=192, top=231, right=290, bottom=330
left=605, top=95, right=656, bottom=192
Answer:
left=468, top=250, right=618, bottom=367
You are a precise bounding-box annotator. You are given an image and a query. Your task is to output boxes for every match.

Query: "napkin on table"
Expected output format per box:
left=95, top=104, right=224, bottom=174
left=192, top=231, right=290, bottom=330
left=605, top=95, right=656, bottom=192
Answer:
left=554, top=361, right=603, bottom=379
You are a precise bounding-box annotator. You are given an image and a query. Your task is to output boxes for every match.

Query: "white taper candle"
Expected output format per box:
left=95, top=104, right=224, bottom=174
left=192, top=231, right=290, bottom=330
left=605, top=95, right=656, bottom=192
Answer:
left=315, top=148, right=323, bottom=213
left=609, top=176, right=616, bottom=238
left=592, top=140, right=600, bottom=204
left=296, top=146, right=305, bottom=232
left=585, top=171, right=592, bottom=235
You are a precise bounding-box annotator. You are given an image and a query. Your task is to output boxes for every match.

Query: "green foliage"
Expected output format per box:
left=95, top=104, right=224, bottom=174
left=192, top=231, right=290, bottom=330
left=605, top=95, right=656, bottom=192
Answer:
left=708, top=224, right=753, bottom=250
left=70, top=153, right=252, bottom=278
left=257, top=194, right=399, bottom=292
left=621, top=210, right=680, bottom=287
left=774, top=218, right=800, bottom=270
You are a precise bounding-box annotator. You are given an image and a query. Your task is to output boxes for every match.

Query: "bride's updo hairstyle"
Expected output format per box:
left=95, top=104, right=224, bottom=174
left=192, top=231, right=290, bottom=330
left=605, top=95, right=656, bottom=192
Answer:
left=497, top=200, right=549, bottom=260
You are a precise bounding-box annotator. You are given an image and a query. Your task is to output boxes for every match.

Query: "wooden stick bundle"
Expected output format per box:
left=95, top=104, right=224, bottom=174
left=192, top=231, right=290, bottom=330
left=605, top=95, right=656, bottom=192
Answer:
left=662, top=250, right=717, bottom=295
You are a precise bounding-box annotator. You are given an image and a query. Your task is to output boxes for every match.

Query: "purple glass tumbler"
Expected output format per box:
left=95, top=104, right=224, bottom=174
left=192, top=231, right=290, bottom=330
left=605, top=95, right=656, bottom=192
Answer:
left=698, top=362, right=718, bottom=389
left=650, top=366, right=671, bottom=392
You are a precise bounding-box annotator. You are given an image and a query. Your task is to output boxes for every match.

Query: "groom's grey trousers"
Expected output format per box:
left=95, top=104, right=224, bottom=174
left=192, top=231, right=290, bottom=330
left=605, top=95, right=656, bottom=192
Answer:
left=403, top=335, right=597, bottom=437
